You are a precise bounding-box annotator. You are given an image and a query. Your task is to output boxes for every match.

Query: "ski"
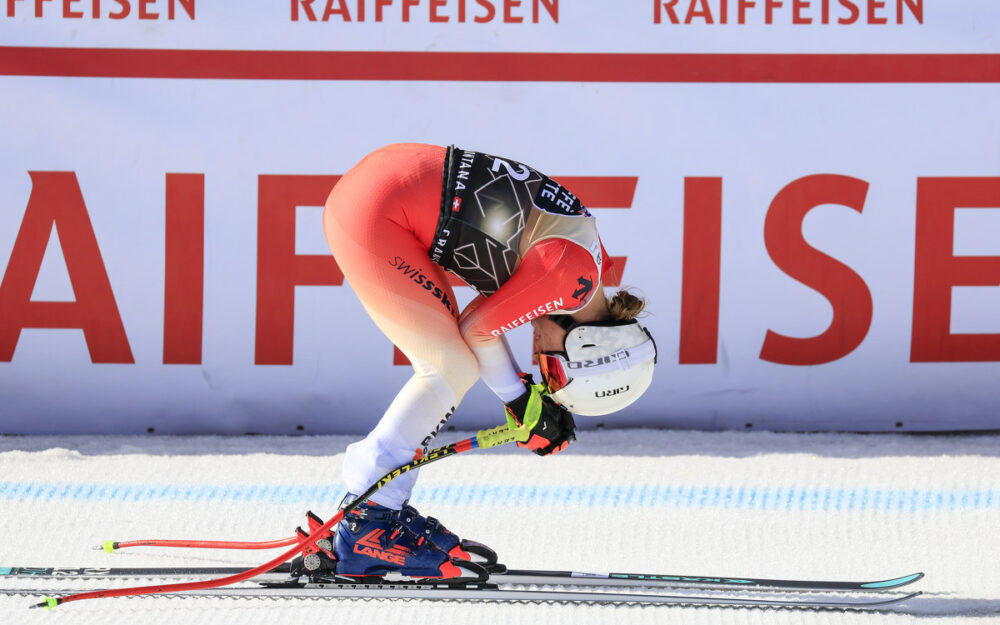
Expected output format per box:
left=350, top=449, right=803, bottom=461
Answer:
left=0, top=565, right=287, bottom=579
left=0, top=565, right=924, bottom=593
left=2, top=582, right=922, bottom=610
left=499, top=568, right=925, bottom=592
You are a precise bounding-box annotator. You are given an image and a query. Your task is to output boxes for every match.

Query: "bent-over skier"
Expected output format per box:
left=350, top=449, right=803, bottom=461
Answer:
left=322, top=143, right=658, bottom=579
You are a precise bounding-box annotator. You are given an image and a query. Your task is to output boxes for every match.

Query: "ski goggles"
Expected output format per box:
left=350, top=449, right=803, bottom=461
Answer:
left=538, top=339, right=659, bottom=395
left=538, top=352, right=571, bottom=394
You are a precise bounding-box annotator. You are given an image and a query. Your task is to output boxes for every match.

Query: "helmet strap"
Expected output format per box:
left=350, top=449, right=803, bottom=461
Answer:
left=550, top=314, right=578, bottom=333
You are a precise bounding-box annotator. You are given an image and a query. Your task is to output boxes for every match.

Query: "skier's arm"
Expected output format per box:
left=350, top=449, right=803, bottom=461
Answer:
left=458, top=237, right=599, bottom=398
left=457, top=238, right=597, bottom=454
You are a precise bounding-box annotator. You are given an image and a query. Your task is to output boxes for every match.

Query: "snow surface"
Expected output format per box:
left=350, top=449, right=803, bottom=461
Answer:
left=2, top=428, right=999, bottom=624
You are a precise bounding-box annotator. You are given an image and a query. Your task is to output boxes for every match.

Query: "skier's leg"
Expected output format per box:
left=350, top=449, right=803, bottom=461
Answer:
left=322, top=149, right=477, bottom=508
left=321, top=146, right=489, bottom=576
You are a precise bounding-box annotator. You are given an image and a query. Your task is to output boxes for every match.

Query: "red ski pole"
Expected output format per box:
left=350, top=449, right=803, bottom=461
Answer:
left=32, top=423, right=523, bottom=609
left=99, top=536, right=296, bottom=552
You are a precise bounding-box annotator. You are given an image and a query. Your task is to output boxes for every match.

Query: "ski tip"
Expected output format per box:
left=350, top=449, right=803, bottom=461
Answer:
left=29, top=597, right=61, bottom=610
left=890, top=590, right=923, bottom=605
left=860, top=572, right=924, bottom=589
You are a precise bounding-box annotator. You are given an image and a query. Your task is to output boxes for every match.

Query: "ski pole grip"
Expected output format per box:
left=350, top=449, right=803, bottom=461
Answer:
left=476, top=423, right=526, bottom=448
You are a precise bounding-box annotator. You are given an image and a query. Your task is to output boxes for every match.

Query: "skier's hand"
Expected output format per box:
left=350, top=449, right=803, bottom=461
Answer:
left=504, top=375, right=576, bottom=456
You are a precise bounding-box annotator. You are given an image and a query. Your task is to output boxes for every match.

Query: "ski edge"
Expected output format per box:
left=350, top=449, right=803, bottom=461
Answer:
left=0, top=566, right=926, bottom=592
left=501, top=569, right=926, bottom=592
left=1, top=585, right=923, bottom=610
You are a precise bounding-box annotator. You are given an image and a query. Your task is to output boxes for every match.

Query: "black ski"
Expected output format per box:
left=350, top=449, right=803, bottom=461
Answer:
left=0, top=564, right=923, bottom=593
left=499, top=568, right=925, bottom=592
left=0, top=565, right=285, bottom=579
left=3, top=583, right=922, bottom=610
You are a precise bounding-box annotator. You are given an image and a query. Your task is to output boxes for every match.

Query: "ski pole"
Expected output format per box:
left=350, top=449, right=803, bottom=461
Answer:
left=99, top=425, right=525, bottom=553
left=32, top=423, right=524, bottom=610
left=99, top=536, right=296, bottom=552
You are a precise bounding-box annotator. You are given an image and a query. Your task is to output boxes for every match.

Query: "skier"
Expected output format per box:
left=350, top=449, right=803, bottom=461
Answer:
left=322, top=143, right=658, bottom=580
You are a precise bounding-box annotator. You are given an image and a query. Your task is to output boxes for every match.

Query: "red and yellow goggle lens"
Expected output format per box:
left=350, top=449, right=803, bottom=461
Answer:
left=538, top=353, right=570, bottom=393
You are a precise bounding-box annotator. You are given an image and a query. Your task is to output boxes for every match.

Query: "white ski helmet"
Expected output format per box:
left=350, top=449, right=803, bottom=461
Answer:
left=538, top=315, right=657, bottom=416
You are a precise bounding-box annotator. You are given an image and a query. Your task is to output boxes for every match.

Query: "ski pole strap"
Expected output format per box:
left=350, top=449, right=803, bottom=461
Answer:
left=476, top=423, right=527, bottom=448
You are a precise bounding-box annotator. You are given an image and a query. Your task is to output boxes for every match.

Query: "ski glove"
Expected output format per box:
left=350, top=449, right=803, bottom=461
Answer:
left=504, top=376, right=576, bottom=456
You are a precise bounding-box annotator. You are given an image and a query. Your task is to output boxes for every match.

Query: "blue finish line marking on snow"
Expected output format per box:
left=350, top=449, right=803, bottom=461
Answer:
left=1, top=481, right=998, bottom=512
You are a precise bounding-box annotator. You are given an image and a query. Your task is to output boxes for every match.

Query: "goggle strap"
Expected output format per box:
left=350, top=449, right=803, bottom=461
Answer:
left=553, top=339, right=657, bottom=377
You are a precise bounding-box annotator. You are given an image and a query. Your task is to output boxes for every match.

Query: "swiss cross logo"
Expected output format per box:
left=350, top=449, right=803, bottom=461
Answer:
left=451, top=196, right=462, bottom=212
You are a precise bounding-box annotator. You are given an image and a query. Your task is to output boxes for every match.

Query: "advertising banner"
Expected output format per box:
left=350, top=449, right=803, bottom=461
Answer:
left=1, top=1, right=998, bottom=433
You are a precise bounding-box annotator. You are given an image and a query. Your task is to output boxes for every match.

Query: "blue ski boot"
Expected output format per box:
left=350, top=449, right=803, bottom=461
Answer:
left=398, top=502, right=504, bottom=572
left=333, top=495, right=487, bottom=581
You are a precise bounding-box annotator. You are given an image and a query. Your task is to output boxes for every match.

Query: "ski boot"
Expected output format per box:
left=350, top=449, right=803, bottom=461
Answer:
left=398, top=501, right=504, bottom=573
left=334, top=495, right=487, bottom=582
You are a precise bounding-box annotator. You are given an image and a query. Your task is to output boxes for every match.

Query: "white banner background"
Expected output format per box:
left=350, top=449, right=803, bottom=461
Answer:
left=1, top=1, right=998, bottom=434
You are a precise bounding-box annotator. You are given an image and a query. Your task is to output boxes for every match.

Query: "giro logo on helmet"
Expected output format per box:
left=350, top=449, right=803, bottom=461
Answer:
left=596, top=385, right=630, bottom=398
left=567, top=349, right=631, bottom=369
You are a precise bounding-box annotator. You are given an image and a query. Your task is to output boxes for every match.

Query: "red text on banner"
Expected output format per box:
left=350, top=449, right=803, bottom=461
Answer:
left=911, top=177, right=1000, bottom=362
left=760, top=174, right=873, bottom=366
left=0, top=172, right=133, bottom=363
left=680, top=177, right=722, bottom=364
left=163, top=173, right=205, bottom=364
left=255, top=175, right=344, bottom=365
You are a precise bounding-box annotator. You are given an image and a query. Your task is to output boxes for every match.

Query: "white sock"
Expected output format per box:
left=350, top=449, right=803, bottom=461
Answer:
left=341, top=370, right=458, bottom=509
